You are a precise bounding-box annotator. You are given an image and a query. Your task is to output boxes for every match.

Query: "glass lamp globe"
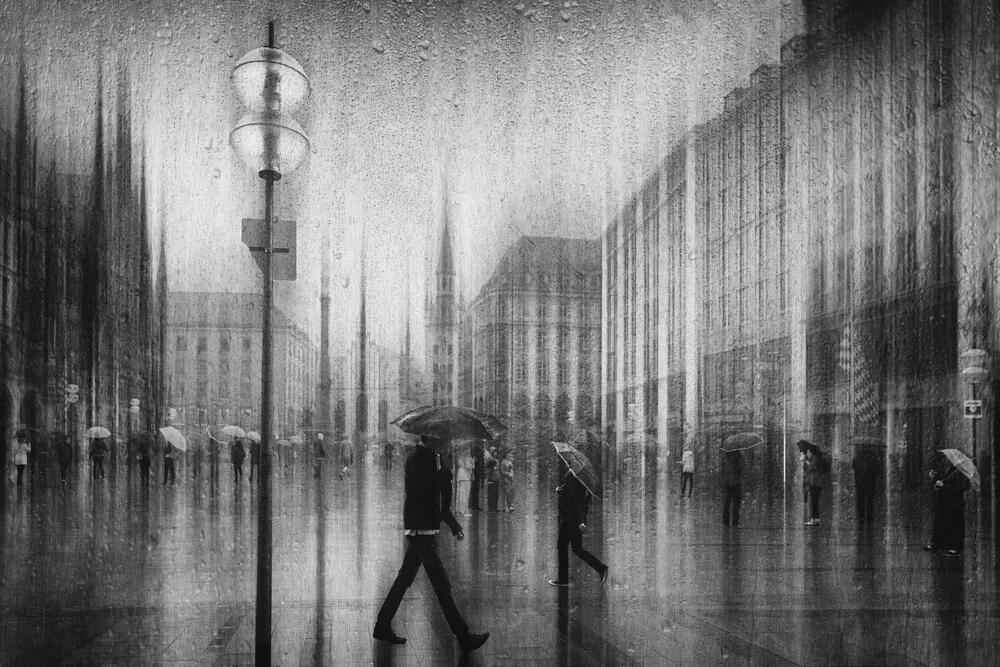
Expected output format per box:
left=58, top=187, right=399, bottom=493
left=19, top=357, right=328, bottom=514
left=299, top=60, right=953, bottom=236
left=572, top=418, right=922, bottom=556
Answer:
left=229, top=112, right=311, bottom=177
left=231, top=47, right=311, bottom=114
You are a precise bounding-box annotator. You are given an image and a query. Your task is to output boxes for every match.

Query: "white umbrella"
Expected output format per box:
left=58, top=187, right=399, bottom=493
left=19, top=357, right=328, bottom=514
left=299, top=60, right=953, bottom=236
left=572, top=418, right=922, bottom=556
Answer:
left=159, top=426, right=188, bottom=452
left=84, top=426, right=111, bottom=439
left=289, top=435, right=304, bottom=445
left=221, top=425, right=247, bottom=438
left=247, top=431, right=262, bottom=443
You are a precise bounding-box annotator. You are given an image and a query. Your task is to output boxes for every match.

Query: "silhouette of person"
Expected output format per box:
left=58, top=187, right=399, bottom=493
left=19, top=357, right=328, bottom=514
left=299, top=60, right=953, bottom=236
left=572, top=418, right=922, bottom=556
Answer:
left=548, top=462, right=608, bottom=586
left=373, top=435, right=490, bottom=654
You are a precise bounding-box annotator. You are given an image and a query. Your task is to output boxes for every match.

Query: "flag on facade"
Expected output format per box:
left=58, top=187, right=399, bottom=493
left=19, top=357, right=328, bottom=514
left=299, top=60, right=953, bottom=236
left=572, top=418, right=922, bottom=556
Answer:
left=839, top=317, right=881, bottom=430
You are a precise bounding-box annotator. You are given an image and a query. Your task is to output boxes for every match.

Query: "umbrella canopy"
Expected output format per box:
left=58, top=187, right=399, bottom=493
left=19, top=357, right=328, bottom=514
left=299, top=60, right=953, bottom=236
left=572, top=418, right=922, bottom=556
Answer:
left=553, top=441, right=600, bottom=497
left=159, top=426, right=188, bottom=452
left=289, top=435, right=304, bottom=445
left=246, top=431, right=262, bottom=443
left=391, top=405, right=507, bottom=441
left=275, top=439, right=292, bottom=447
left=221, top=425, right=247, bottom=438
left=84, top=426, right=111, bottom=439
left=206, top=425, right=230, bottom=445
left=939, top=448, right=980, bottom=492
left=721, top=432, right=763, bottom=452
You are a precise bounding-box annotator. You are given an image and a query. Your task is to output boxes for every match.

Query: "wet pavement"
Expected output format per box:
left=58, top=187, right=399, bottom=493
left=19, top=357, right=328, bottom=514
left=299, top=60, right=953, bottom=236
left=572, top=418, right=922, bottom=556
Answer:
left=2, top=453, right=998, bottom=666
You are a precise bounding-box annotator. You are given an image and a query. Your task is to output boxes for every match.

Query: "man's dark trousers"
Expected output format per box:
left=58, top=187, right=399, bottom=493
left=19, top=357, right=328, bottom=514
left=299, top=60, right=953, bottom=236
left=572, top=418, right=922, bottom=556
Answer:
left=377, top=535, right=469, bottom=637
left=557, top=522, right=604, bottom=582
left=856, top=482, right=876, bottom=521
left=722, top=484, right=741, bottom=526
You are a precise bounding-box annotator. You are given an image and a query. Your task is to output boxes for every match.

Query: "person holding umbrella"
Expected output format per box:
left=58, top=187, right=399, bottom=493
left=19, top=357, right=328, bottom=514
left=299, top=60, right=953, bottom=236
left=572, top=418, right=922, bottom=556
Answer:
left=798, top=440, right=830, bottom=526
left=549, top=442, right=608, bottom=587
left=924, top=449, right=975, bottom=556
left=57, top=435, right=73, bottom=485
left=249, top=435, right=261, bottom=482
left=850, top=438, right=884, bottom=523
left=372, top=434, right=490, bottom=654
left=90, top=437, right=108, bottom=480
left=230, top=436, right=246, bottom=485
left=720, top=433, right=760, bottom=527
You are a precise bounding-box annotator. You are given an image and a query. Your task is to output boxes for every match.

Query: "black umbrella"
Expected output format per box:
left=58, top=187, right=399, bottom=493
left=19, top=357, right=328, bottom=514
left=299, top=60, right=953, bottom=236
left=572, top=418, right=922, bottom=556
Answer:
left=391, top=405, right=507, bottom=442
left=553, top=441, right=600, bottom=497
left=721, top=432, right=763, bottom=452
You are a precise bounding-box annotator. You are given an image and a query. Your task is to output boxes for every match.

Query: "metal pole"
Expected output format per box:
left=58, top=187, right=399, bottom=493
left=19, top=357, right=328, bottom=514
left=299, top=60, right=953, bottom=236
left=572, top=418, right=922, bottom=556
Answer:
left=255, top=172, right=277, bottom=665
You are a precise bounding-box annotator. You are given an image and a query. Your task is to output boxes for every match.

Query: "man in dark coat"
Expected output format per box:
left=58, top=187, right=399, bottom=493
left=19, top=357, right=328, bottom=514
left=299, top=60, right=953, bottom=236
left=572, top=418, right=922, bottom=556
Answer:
left=373, top=435, right=490, bottom=654
left=924, top=454, right=971, bottom=556
left=548, top=463, right=608, bottom=587
left=249, top=438, right=261, bottom=482
left=721, top=449, right=742, bottom=527
left=469, top=441, right=485, bottom=510
left=851, top=445, right=884, bottom=523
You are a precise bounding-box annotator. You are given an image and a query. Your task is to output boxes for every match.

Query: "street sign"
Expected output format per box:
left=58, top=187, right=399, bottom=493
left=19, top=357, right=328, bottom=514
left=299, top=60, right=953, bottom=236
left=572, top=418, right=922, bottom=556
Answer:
left=66, top=394, right=79, bottom=404
left=964, top=400, right=983, bottom=419
left=242, top=218, right=297, bottom=280
left=65, top=384, right=79, bottom=404
left=130, top=398, right=140, bottom=407
left=129, top=406, right=140, bottom=414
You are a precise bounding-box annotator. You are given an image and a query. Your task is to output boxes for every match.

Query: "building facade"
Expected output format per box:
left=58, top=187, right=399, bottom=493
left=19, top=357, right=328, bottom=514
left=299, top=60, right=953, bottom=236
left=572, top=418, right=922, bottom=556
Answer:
left=164, top=292, right=318, bottom=445
left=471, top=236, right=601, bottom=449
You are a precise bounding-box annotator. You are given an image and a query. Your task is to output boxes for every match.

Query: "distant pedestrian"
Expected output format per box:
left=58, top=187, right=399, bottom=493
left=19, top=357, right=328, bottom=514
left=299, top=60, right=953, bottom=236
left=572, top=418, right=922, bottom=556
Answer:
left=455, top=448, right=472, bottom=515
left=191, top=438, right=202, bottom=479
left=373, top=435, right=490, bottom=654
left=721, top=449, right=742, bottom=527
left=548, top=461, right=607, bottom=587
left=470, top=441, right=485, bottom=511
left=249, top=437, right=261, bottom=482
left=681, top=449, right=694, bottom=497
left=852, top=444, right=884, bottom=523
left=90, top=437, right=107, bottom=480
left=57, top=435, right=73, bottom=484
left=486, top=447, right=500, bottom=512
left=924, top=453, right=971, bottom=556
left=230, top=437, right=246, bottom=485
left=210, top=437, right=221, bottom=482
left=799, top=440, right=829, bottom=526
left=163, top=442, right=177, bottom=486
left=12, top=434, right=31, bottom=487
left=138, top=437, right=152, bottom=487
left=384, top=439, right=395, bottom=471
left=339, top=437, right=354, bottom=479
left=500, top=452, right=514, bottom=512
left=314, top=433, right=326, bottom=478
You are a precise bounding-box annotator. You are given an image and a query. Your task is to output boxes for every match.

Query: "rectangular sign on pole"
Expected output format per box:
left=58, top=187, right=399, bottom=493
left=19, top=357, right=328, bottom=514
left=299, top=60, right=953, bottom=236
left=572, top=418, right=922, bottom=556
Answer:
left=241, top=218, right=297, bottom=280
left=964, top=400, right=983, bottom=419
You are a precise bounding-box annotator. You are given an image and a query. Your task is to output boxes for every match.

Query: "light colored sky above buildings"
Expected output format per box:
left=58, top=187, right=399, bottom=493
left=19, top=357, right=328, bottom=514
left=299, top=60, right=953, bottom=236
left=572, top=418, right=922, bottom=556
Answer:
left=1, top=0, right=802, bottom=358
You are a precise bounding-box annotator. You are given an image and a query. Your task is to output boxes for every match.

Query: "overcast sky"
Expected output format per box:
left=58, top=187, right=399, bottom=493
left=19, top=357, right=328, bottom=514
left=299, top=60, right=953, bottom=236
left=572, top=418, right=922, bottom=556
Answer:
left=1, top=0, right=802, bottom=357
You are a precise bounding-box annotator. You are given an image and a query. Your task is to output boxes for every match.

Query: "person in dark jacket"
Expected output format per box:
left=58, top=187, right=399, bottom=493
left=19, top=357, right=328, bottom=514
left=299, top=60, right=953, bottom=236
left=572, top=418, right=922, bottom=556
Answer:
left=313, top=433, right=326, bottom=478
left=469, top=441, right=485, bottom=510
left=374, top=435, right=490, bottom=654
left=548, top=462, right=608, bottom=586
left=230, top=437, right=246, bottom=485
left=90, top=437, right=108, bottom=480
left=924, top=454, right=971, bottom=556
left=721, top=449, right=742, bottom=527
left=138, top=436, right=152, bottom=488
left=57, top=436, right=73, bottom=485
left=486, top=447, right=500, bottom=512
left=799, top=439, right=829, bottom=526
left=248, top=437, right=261, bottom=482
left=851, top=445, right=884, bottom=523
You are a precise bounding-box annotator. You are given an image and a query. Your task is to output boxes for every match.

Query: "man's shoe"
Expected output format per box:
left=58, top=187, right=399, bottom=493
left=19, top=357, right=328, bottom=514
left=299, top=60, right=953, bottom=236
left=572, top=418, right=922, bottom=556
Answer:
left=923, top=544, right=936, bottom=552
left=372, top=625, right=407, bottom=644
left=459, top=631, right=490, bottom=654
left=548, top=579, right=570, bottom=587
left=600, top=566, right=609, bottom=585
left=943, top=549, right=961, bottom=557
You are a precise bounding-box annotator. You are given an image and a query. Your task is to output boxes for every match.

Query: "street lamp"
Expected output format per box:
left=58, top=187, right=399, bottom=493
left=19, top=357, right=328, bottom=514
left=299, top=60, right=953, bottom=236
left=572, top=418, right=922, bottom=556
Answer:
left=229, top=22, right=310, bottom=666
left=961, top=348, right=989, bottom=462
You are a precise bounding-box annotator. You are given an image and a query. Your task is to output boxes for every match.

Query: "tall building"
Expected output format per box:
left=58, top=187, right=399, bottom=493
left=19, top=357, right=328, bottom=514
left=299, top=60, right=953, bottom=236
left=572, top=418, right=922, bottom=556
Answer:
left=427, top=218, right=461, bottom=407
left=164, top=292, right=318, bottom=444
left=471, top=236, right=601, bottom=446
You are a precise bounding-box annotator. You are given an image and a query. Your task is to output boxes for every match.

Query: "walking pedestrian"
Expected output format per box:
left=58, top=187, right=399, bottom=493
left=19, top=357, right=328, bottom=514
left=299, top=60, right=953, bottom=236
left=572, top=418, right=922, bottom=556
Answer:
left=373, top=435, right=490, bottom=654
left=138, top=436, right=152, bottom=487
left=339, top=436, right=354, bottom=479
left=12, top=433, right=31, bottom=487
left=924, top=453, right=971, bottom=556
left=230, top=436, right=246, bottom=485
left=191, top=438, right=202, bottom=479
left=384, top=439, right=395, bottom=471
left=469, top=441, right=485, bottom=511
left=486, top=447, right=500, bottom=512
left=681, top=449, right=694, bottom=498
left=500, top=451, right=515, bottom=512
left=163, top=442, right=177, bottom=486
left=57, top=435, right=73, bottom=485
left=548, top=461, right=608, bottom=586
left=852, top=444, right=884, bottom=523
left=90, top=436, right=107, bottom=480
left=799, top=440, right=829, bottom=526
left=721, top=448, right=742, bottom=527
left=248, top=437, right=260, bottom=482
left=314, top=433, right=326, bottom=478
left=455, top=446, right=472, bottom=516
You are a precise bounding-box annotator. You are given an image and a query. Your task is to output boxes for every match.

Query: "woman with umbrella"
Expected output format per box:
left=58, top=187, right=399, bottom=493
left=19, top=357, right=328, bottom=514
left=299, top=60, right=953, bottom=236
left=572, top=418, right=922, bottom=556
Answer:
left=86, top=427, right=111, bottom=480
left=549, top=442, right=608, bottom=587
left=924, top=449, right=975, bottom=556
left=798, top=439, right=830, bottom=527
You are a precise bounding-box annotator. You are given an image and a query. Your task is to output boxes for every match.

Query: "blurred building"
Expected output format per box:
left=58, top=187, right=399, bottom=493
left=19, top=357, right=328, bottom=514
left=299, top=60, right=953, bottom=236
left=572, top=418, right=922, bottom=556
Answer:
left=427, top=217, right=471, bottom=408
left=603, top=0, right=997, bottom=500
left=164, top=292, right=318, bottom=444
left=471, top=236, right=601, bottom=447
left=0, top=63, right=164, bottom=468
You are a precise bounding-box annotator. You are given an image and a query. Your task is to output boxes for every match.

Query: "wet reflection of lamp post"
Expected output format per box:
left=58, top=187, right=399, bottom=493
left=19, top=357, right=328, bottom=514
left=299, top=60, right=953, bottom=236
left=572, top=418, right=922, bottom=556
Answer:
left=229, top=22, right=311, bottom=665
left=960, top=349, right=989, bottom=463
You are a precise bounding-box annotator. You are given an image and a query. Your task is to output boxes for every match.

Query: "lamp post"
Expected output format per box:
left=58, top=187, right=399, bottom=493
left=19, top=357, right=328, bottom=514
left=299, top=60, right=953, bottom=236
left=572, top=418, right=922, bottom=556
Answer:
left=229, top=22, right=310, bottom=665
left=960, top=348, right=989, bottom=462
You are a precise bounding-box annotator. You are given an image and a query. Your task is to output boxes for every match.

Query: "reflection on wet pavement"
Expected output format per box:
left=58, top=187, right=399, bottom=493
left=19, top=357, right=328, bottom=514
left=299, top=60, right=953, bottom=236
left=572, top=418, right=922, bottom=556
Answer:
left=1, top=453, right=997, bottom=665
